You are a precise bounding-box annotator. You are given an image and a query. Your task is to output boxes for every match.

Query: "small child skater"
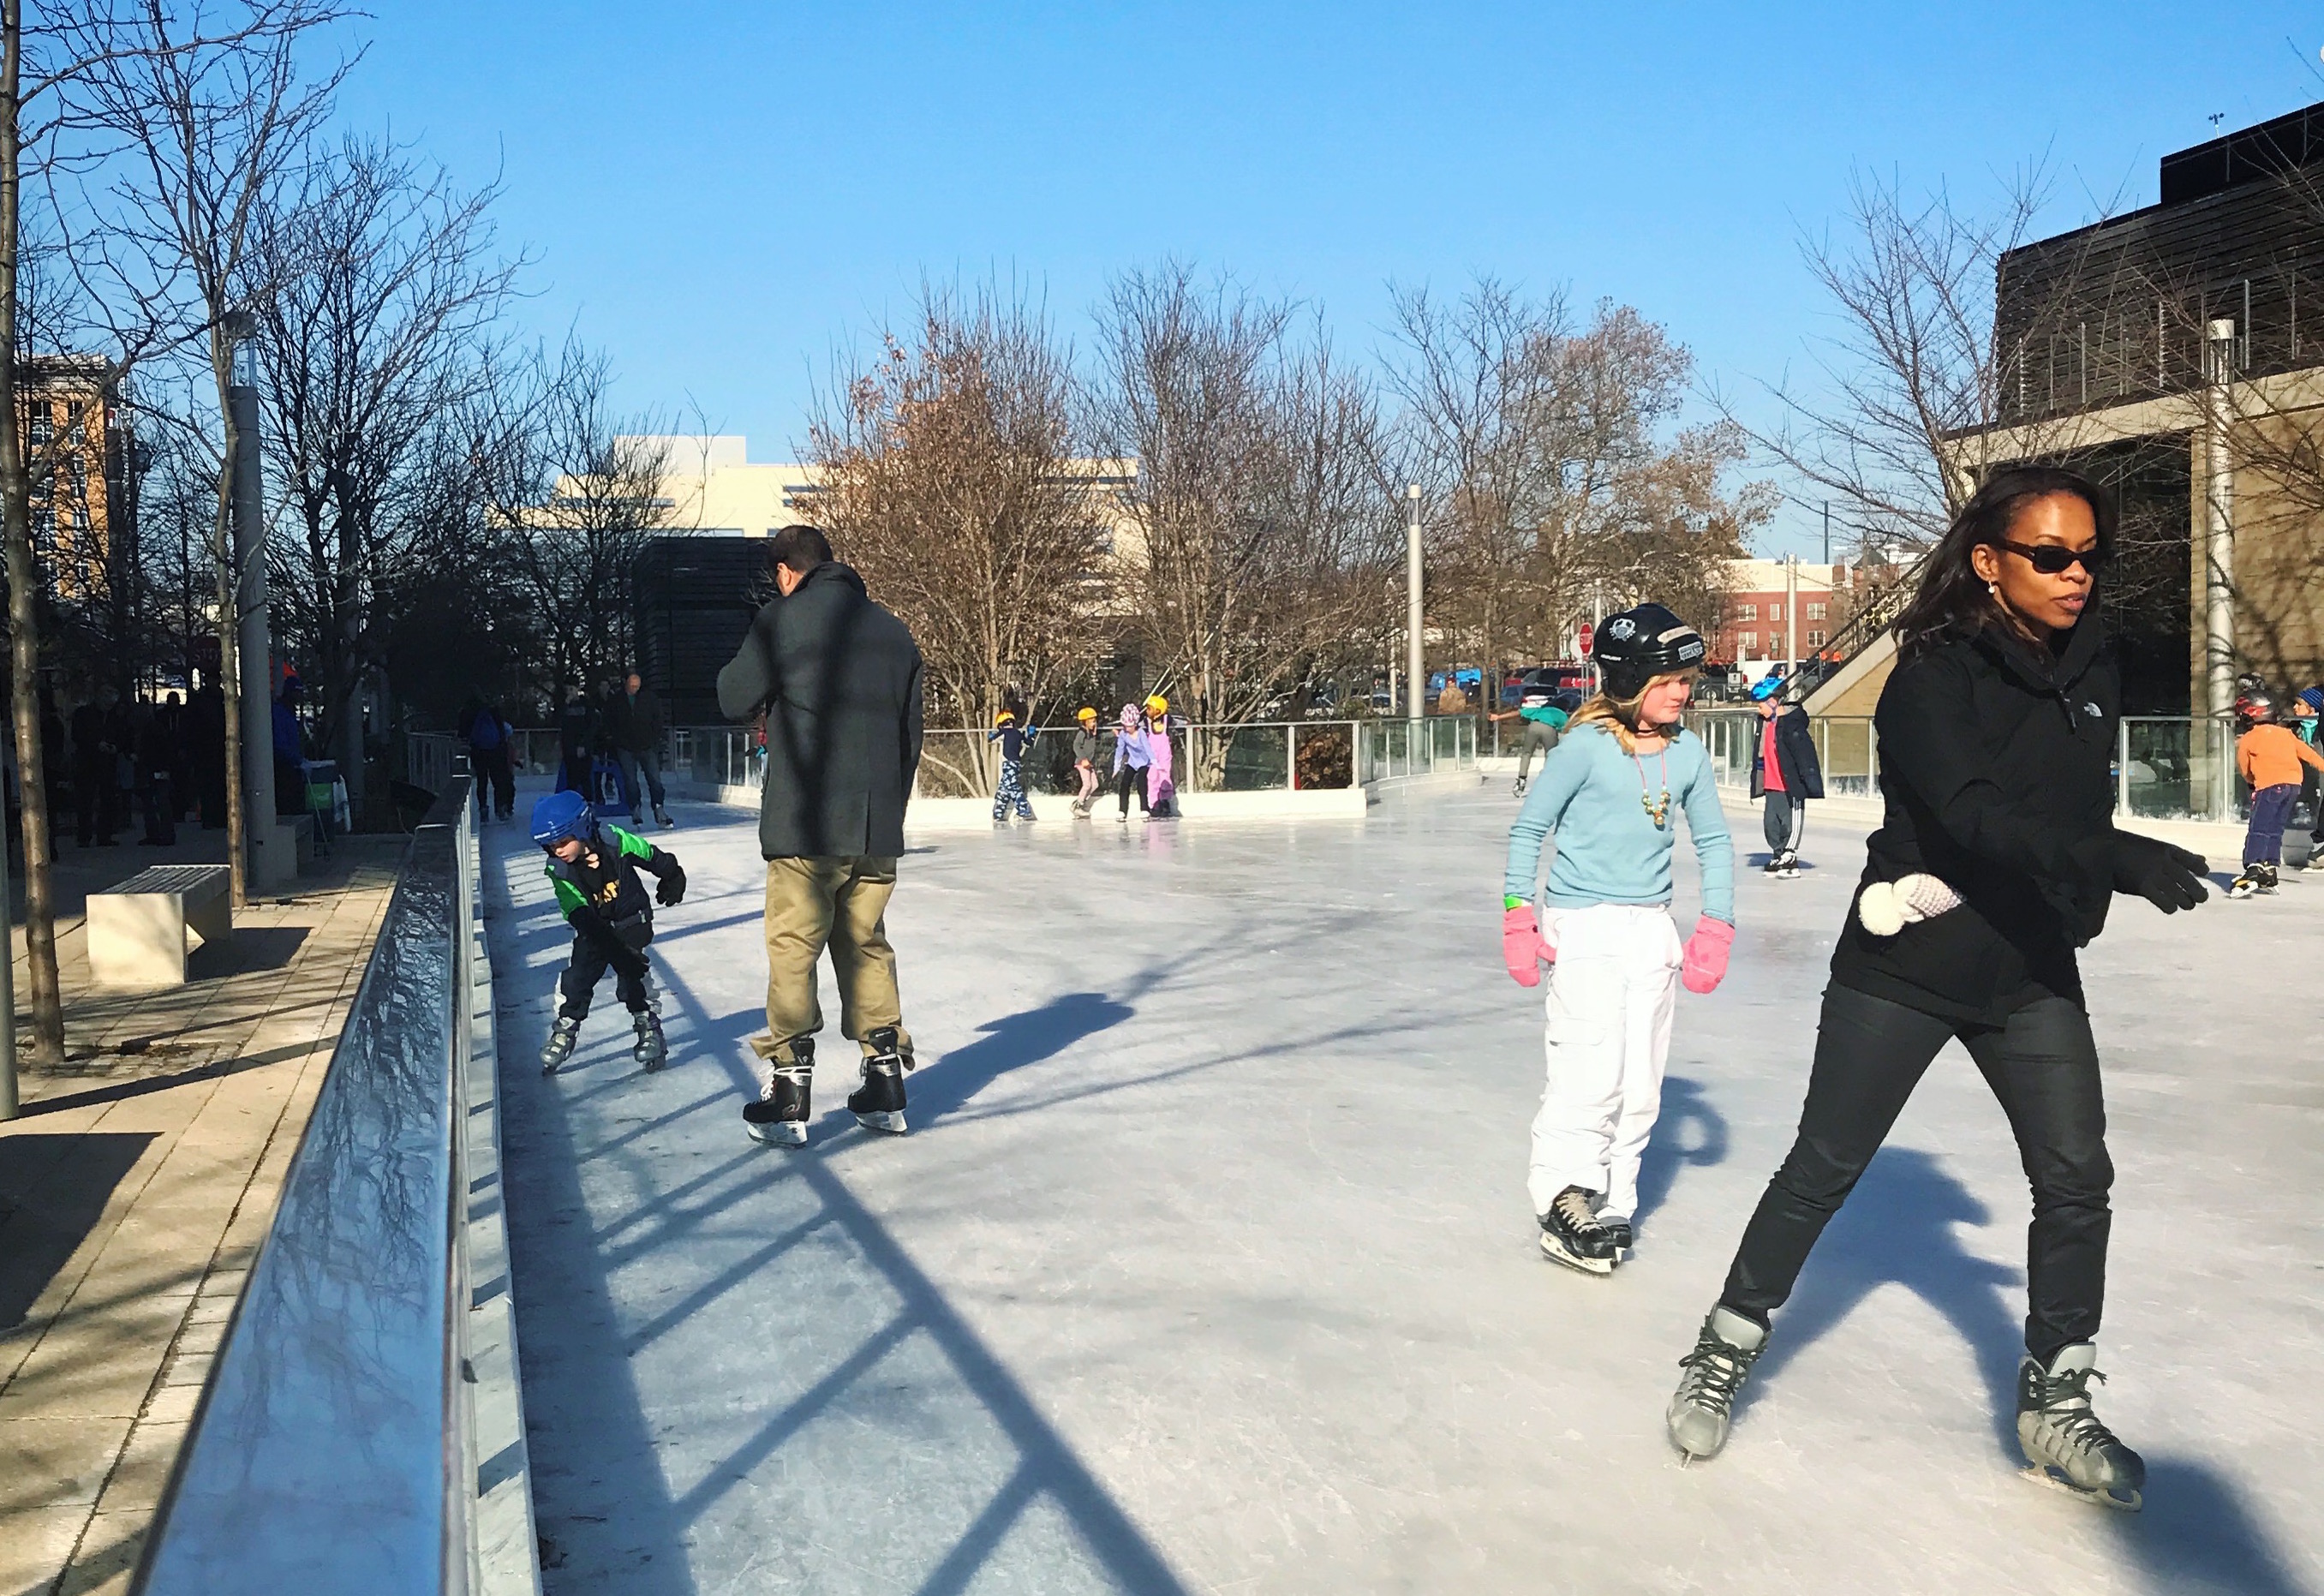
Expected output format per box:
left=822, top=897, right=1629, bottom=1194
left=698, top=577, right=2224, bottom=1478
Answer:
left=1069, top=707, right=1102, bottom=816
left=2230, top=684, right=2324, bottom=897
left=1500, top=602, right=1736, bottom=1275
left=531, top=789, right=688, bottom=1075
left=989, top=708, right=1038, bottom=823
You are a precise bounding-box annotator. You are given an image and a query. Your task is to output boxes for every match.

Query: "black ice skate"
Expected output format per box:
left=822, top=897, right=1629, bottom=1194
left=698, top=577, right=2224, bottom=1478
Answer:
left=2017, top=1343, right=2144, bottom=1510
left=2258, top=862, right=2281, bottom=894
left=2230, top=868, right=2264, bottom=899
left=1775, top=850, right=1801, bottom=879
left=744, top=1038, right=814, bottom=1147
left=1513, top=776, right=1529, bottom=798
left=539, top=1014, right=580, bottom=1076
left=2302, top=847, right=2324, bottom=872
left=847, top=1027, right=910, bottom=1134
left=1538, top=1186, right=1617, bottom=1276
left=1666, top=1306, right=1768, bottom=1461
left=654, top=806, right=675, bottom=828
left=1602, top=1215, right=1634, bottom=1256
left=632, top=1009, right=667, bottom=1071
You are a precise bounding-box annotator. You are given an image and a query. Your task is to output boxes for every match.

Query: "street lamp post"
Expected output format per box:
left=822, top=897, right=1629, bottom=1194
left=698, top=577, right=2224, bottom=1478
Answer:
left=1405, top=484, right=1423, bottom=728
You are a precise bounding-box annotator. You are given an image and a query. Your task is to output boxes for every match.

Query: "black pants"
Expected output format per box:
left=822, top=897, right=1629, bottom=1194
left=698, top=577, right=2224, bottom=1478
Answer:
left=559, top=917, right=653, bottom=1021
left=75, top=757, right=113, bottom=845
left=1115, top=763, right=1148, bottom=817
left=1720, top=983, right=2112, bottom=1364
left=143, top=773, right=176, bottom=846
left=472, top=743, right=514, bottom=818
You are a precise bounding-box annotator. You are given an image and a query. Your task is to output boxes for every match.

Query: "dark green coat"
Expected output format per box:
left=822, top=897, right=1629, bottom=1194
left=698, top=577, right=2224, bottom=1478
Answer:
left=715, top=562, right=923, bottom=859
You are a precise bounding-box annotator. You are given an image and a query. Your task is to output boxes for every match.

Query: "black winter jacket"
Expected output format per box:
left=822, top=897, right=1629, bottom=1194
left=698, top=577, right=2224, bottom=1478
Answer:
left=715, top=562, right=923, bottom=860
left=1749, top=705, right=1825, bottom=800
left=1829, top=613, right=2121, bottom=1025
left=604, top=684, right=665, bottom=753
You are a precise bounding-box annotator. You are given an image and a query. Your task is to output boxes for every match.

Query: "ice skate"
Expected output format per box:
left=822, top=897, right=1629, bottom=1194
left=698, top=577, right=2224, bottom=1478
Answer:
left=1602, top=1215, right=1634, bottom=1257
left=2257, top=862, right=2281, bottom=894
left=539, top=1014, right=580, bottom=1076
left=2301, top=848, right=2324, bottom=872
left=744, top=1039, right=814, bottom=1147
left=2229, top=868, right=2263, bottom=899
left=1666, top=1306, right=1768, bottom=1461
left=847, top=1026, right=910, bottom=1134
left=654, top=806, right=675, bottom=828
left=632, top=1009, right=667, bottom=1071
left=1775, top=850, right=1801, bottom=879
left=2016, top=1343, right=2143, bottom=1510
left=1513, top=776, right=1528, bottom=798
left=1762, top=855, right=1783, bottom=876
left=1537, top=1186, right=1616, bottom=1276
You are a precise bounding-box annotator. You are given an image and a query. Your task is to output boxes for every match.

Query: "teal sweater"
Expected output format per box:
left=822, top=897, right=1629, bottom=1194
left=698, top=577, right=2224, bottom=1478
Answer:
left=1503, top=724, right=1735, bottom=923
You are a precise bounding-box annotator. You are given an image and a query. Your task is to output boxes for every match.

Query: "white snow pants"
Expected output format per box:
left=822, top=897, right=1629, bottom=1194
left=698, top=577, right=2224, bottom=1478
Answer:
left=1526, top=904, right=1682, bottom=1222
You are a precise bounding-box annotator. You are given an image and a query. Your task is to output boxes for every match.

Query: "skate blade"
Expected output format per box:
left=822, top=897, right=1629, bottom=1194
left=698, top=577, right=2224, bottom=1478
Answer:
left=541, top=1060, right=561, bottom=1077
left=2020, top=1464, right=2142, bottom=1512
left=746, top=1118, right=808, bottom=1147
left=1538, top=1234, right=1616, bottom=1276
left=853, top=1109, right=908, bottom=1135
left=638, top=1055, right=666, bottom=1073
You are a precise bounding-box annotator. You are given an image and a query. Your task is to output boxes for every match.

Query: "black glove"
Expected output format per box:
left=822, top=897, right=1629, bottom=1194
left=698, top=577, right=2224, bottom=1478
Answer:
left=655, top=861, right=687, bottom=907
left=2109, top=831, right=2210, bottom=912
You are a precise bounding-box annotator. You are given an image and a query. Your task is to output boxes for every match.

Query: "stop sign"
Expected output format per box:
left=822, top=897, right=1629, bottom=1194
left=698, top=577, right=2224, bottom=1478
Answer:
left=1576, top=623, right=1593, bottom=658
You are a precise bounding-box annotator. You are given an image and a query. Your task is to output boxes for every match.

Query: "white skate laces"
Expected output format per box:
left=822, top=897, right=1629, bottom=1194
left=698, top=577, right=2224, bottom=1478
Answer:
left=1666, top=1307, right=1767, bottom=1461
left=2017, top=1346, right=2144, bottom=1509
left=1855, top=872, right=1964, bottom=936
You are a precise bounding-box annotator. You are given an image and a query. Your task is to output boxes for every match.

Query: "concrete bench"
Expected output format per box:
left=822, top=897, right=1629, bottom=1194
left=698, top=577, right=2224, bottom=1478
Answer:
left=87, top=864, right=234, bottom=987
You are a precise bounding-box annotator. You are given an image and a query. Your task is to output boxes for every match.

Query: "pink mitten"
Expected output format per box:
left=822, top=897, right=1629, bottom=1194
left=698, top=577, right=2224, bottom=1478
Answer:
left=1502, top=906, right=1550, bottom=987
left=1681, top=916, right=1734, bottom=995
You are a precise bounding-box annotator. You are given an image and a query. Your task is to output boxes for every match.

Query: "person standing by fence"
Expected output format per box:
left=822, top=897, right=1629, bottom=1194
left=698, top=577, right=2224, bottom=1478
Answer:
left=606, top=669, right=673, bottom=829
left=1750, top=678, right=1823, bottom=879
left=717, top=524, right=926, bottom=1146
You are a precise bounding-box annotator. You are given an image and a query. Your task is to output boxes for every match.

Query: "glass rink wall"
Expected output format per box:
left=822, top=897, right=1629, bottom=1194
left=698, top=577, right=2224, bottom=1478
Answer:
left=134, top=775, right=541, bottom=1596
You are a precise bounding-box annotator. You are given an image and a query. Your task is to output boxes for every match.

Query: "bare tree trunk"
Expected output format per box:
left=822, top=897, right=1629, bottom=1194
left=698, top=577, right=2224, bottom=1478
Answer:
left=0, top=0, right=64, bottom=1066
left=213, top=342, right=246, bottom=908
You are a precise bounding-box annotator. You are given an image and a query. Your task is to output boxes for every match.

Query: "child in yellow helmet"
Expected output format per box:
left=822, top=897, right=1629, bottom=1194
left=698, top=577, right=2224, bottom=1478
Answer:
left=988, top=705, right=1038, bottom=823
left=1070, top=707, right=1102, bottom=816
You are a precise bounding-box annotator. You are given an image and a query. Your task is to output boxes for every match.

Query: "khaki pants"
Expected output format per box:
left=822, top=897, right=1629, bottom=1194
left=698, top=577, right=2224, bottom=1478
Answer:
left=750, top=856, right=911, bottom=1064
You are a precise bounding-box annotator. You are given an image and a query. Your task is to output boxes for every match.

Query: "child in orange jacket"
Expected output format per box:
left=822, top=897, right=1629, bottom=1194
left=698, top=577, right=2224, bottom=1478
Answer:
left=2231, top=689, right=2324, bottom=895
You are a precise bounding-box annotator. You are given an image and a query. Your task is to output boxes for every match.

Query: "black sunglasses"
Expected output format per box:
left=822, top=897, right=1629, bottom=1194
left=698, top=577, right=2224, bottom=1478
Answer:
left=1995, top=538, right=2109, bottom=575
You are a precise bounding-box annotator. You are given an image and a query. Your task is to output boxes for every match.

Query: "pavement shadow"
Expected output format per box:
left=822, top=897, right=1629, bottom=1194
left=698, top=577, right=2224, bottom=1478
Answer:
left=2115, top=1456, right=2316, bottom=1596
left=219, top=924, right=309, bottom=975
left=0, top=1133, right=157, bottom=1332
left=1633, top=1074, right=1727, bottom=1229
left=907, top=991, right=1137, bottom=1131
left=1744, top=1146, right=2025, bottom=1454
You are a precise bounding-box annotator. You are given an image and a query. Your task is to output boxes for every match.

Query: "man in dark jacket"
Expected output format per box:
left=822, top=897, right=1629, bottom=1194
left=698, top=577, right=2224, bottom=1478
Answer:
left=716, top=524, right=924, bottom=1146
left=1748, top=682, right=1824, bottom=878
left=554, top=685, right=599, bottom=797
left=604, top=669, right=672, bottom=828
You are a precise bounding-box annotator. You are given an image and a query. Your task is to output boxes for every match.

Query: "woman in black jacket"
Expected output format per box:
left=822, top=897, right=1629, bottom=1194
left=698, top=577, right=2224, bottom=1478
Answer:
left=1662, top=466, right=2210, bottom=1510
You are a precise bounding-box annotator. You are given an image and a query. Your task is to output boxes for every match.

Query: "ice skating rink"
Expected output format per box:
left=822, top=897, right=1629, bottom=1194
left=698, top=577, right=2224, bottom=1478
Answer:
left=485, top=785, right=2321, bottom=1596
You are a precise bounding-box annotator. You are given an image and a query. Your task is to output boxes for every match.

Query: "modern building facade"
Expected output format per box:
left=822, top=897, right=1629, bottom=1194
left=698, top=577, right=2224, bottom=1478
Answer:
left=17, top=355, right=133, bottom=604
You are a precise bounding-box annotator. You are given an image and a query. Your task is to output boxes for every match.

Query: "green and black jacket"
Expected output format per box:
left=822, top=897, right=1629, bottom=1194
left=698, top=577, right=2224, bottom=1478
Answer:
left=542, top=825, right=682, bottom=940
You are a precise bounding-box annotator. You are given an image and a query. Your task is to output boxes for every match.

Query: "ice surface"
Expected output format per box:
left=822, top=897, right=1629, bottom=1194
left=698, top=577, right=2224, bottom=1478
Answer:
left=487, top=782, right=2322, bottom=1595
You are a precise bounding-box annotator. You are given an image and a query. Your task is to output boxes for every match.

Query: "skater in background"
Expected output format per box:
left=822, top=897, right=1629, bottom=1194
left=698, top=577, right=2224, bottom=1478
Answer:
left=463, top=696, right=516, bottom=822
left=1749, top=675, right=1823, bottom=877
left=606, top=669, right=674, bottom=828
left=1070, top=707, right=1102, bottom=816
left=1665, top=466, right=2211, bottom=1511
left=554, top=684, right=599, bottom=795
left=716, top=524, right=924, bottom=1145
left=2297, top=687, right=2324, bottom=870
left=530, top=789, right=686, bottom=1076
left=1112, top=702, right=1150, bottom=822
left=1501, top=603, right=1734, bottom=1277
left=989, top=708, right=1038, bottom=823
left=2229, top=686, right=2323, bottom=897
left=1144, top=694, right=1179, bottom=817
left=1488, top=670, right=1570, bottom=798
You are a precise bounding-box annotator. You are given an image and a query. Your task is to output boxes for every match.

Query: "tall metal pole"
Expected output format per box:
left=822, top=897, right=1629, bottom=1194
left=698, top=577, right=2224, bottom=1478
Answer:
left=1786, top=553, right=1800, bottom=672
left=1405, top=484, right=1423, bottom=726
left=230, top=345, right=282, bottom=888
left=1821, top=501, right=1831, bottom=565
left=2203, top=317, right=2238, bottom=817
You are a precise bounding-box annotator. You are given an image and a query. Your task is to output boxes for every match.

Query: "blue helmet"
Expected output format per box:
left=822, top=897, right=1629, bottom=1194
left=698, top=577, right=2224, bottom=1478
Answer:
left=529, top=790, right=597, bottom=850
left=1749, top=672, right=1786, bottom=702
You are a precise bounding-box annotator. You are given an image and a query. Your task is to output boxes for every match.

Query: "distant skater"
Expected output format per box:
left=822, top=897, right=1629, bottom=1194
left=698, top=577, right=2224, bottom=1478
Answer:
left=1502, top=603, right=1734, bottom=1276
left=1749, top=676, right=1823, bottom=878
left=1664, top=466, right=2210, bottom=1513
left=1489, top=671, right=1572, bottom=798
left=2228, top=686, right=2324, bottom=897
left=989, top=708, right=1038, bottom=824
left=1144, top=694, right=1178, bottom=817
left=1112, top=703, right=1150, bottom=822
left=1070, top=707, right=1102, bottom=816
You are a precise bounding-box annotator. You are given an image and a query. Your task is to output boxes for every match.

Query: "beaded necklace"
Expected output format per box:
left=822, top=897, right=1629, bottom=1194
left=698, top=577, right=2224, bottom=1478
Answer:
left=1633, top=732, right=1671, bottom=828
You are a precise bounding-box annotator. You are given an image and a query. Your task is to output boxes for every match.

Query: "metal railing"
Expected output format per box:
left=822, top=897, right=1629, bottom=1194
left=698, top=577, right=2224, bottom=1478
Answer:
left=135, top=773, right=539, bottom=1595
left=1355, top=716, right=1478, bottom=782
left=1691, top=709, right=2265, bottom=824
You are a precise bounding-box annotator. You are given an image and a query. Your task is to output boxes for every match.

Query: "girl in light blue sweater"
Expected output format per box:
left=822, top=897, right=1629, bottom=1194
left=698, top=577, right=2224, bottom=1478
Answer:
left=1501, top=603, right=1736, bottom=1276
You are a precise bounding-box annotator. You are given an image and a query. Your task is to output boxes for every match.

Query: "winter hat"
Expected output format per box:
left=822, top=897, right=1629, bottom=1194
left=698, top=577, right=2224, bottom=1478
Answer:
left=2299, top=688, right=2323, bottom=714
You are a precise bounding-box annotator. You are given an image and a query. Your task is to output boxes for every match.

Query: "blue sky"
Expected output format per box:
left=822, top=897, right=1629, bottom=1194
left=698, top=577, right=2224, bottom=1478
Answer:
left=337, top=3, right=2320, bottom=556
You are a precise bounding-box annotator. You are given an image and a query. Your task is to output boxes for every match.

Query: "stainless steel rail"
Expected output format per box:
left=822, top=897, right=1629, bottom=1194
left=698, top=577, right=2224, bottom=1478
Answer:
left=134, top=775, right=541, bottom=1595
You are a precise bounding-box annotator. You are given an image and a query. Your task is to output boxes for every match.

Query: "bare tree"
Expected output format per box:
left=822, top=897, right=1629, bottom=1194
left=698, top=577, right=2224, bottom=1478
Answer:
left=475, top=339, right=681, bottom=706
left=68, top=0, right=350, bottom=909
left=808, top=280, right=1109, bottom=789
left=249, top=131, right=519, bottom=814
left=1092, top=263, right=1396, bottom=781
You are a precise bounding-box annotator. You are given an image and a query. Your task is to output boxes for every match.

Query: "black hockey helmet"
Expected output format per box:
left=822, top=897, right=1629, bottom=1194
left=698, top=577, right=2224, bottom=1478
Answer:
left=2236, top=687, right=2279, bottom=725
left=1592, top=603, right=1706, bottom=699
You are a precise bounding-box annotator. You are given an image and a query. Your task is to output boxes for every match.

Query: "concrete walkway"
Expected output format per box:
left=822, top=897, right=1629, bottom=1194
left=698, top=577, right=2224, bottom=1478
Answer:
left=0, top=835, right=405, bottom=1596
